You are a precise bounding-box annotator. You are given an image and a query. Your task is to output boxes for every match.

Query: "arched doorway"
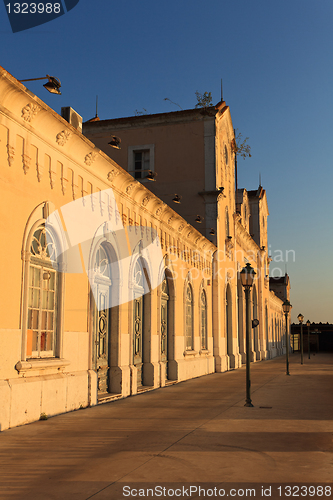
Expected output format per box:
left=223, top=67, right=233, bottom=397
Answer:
left=161, top=275, right=169, bottom=379
left=265, top=305, right=269, bottom=357
left=92, top=244, right=112, bottom=395
left=252, top=284, right=259, bottom=360
left=133, top=258, right=145, bottom=387
left=226, top=283, right=233, bottom=367
left=237, top=277, right=244, bottom=362
left=185, top=281, right=194, bottom=351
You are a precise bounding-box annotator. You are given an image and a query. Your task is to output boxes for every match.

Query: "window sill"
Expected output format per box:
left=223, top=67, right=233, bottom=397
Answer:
left=199, top=349, right=210, bottom=355
left=183, top=350, right=198, bottom=357
left=15, top=358, right=71, bottom=374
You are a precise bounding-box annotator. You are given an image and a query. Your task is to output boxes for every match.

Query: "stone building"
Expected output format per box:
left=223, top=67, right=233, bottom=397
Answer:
left=0, top=66, right=289, bottom=431
left=83, top=105, right=291, bottom=370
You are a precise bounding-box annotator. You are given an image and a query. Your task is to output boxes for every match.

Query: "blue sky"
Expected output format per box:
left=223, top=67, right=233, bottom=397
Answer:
left=2, top=0, right=333, bottom=323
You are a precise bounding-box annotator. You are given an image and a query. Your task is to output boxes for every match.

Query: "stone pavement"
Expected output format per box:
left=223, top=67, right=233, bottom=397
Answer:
left=0, top=353, right=332, bottom=500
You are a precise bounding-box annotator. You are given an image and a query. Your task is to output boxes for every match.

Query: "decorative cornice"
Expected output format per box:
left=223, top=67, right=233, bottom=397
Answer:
left=84, top=152, right=97, bottom=166
left=21, top=103, right=40, bottom=122
left=107, top=169, right=120, bottom=182
left=142, top=195, right=151, bottom=207
left=126, top=183, right=134, bottom=195
left=155, top=205, right=164, bottom=217
left=56, top=130, right=71, bottom=146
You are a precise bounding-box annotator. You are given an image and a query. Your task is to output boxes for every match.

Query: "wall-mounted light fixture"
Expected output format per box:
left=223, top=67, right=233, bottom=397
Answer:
left=108, top=136, right=121, bottom=149
left=146, top=170, right=157, bottom=181
left=172, top=194, right=182, bottom=204
left=19, top=75, right=62, bottom=95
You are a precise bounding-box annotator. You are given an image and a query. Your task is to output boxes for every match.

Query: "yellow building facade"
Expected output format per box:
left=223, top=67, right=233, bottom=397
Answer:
left=0, top=67, right=289, bottom=431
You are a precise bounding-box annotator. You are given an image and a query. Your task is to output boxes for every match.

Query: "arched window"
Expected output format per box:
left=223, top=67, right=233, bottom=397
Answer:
left=200, top=289, right=207, bottom=350
left=26, top=224, right=59, bottom=358
left=185, top=283, right=193, bottom=350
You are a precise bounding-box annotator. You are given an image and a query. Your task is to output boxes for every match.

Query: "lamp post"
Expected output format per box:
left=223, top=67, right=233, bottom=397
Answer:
left=240, top=262, right=256, bottom=407
left=306, top=320, right=311, bottom=359
left=282, top=300, right=292, bottom=375
left=297, top=313, right=304, bottom=365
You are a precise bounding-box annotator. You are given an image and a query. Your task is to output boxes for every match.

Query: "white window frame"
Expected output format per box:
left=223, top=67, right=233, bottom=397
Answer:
left=17, top=213, right=67, bottom=374
left=128, top=144, right=155, bottom=182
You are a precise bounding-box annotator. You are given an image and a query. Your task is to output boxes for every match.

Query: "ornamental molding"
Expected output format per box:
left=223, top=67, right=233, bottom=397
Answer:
left=167, top=216, right=175, bottom=225
left=56, top=130, right=71, bottom=146
left=84, top=152, right=97, bottom=166
left=21, top=103, right=40, bottom=122
left=142, top=195, right=151, bottom=207
left=50, top=169, right=57, bottom=189
left=155, top=206, right=164, bottom=217
left=6, top=144, right=15, bottom=166
left=72, top=182, right=78, bottom=200
left=22, top=154, right=31, bottom=175
left=178, top=224, right=185, bottom=233
left=61, top=177, right=68, bottom=194
left=36, top=163, right=44, bottom=182
left=126, top=183, right=134, bottom=195
left=107, top=169, right=120, bottom=182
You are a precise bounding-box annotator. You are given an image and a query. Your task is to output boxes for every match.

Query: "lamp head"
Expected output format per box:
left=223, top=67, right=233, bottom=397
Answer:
left=306, top=320, right=311, bottom=327
left=172, top=194, right=181, bottom=204
left=108, top=136, right=121, bottom=149
left=240, top=262, right=256, bottom=288
left=282, top=299, right=292, bottom=314
left=146, top=170, right=157, bottom=181
left=43, top=75, right=61, bottom=95
left=297, top=313, right=304, bottom=324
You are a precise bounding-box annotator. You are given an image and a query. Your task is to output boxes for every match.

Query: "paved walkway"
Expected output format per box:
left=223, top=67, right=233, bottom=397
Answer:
left=0, top=353, right=332, bottom=500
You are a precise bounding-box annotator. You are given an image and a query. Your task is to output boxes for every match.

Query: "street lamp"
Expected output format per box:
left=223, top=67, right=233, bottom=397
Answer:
left=19, top=75, right=62, bottom=95
left=240, top=262, right=256, bottom=407
left=306, top=320, right=311, bottom=359
left=297, top=313, right=304, bottom=365
left=283, top=300, right=292, bottom=375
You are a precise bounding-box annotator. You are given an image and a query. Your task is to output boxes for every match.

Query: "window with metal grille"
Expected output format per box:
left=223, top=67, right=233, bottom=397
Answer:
left=133, top=150, right=150, bottom=179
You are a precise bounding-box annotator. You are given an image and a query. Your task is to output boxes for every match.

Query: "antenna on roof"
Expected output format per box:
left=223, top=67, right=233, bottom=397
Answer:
left=259, top=172, right=262, bottom=187
left=95, top=95, right=98, bottom=118
left=221, top=79, right=223, bottom=101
